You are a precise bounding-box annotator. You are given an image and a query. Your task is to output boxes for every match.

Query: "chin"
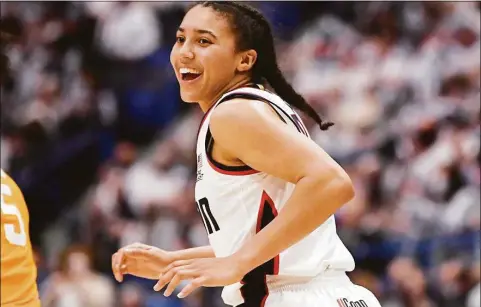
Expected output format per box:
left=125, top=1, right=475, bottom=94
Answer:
left=180, top=91, right=200, bottom=103
left=182, top=99, right=198, bottom=104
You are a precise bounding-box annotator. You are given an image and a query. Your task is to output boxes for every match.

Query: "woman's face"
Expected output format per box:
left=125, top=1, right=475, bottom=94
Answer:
left=170, top=5, right=244, bottom=104
left=66, top=252, right=90, bottom=275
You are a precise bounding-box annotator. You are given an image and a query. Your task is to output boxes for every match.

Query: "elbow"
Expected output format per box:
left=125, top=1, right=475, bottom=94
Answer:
left=337, top=172, right=355, bottom=204
left=328, top=170, right=355, bottom=205
left=310, top=167, right=355, bottom=206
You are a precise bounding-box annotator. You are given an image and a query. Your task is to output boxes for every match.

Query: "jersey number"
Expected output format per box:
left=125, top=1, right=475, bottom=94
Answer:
left=196, top=198, right=220, bottom=235
left=1, top=181, right=27, bottom=246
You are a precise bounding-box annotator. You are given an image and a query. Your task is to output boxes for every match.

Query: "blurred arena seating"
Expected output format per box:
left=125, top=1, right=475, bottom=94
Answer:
left=1, top=2, right=479, bottom=307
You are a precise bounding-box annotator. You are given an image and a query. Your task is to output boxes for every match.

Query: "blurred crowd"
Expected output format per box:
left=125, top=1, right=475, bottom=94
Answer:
left=1, top=2, right=480, bottom=307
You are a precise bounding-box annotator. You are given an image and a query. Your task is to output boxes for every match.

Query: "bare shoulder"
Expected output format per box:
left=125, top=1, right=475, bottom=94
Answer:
left=209, top=98, right=280, bottom=137
left=208, top=98, right=286, bottom=156
left=207, top=98, right=345, bottom=184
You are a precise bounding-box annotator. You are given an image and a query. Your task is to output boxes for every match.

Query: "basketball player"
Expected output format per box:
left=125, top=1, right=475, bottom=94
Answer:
left=112, top=2, right=382, bottom=306
left=1, top=18, right=41, bottom=307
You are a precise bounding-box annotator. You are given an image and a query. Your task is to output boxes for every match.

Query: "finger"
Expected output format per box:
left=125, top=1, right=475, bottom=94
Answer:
left=160, top=259, right=193, bottom=275
left=111, top=253, right=118, bottom=280
left=154, top=264, right=194, bottom=292
left=172, top=259, right=194, bottom=267
left=163, top=273, right=181, bottom=297
left=164, top=269, right=197, bottom=297
left=120, top=264, right=128, bottom=274
left=154, top=270, right=175, bottom=292
left=112, top=252, right=125, bottom=282
left=111, top=253, right=118, bottom=281
left=124, top=248, right=155, bottom=259
left=159, top=263, right=175, bottom=276
left=177, top=277, right=206, bottom=298
left=130, top=242, right=149, bottom=248
left=127, top=242, right=152, bottom=251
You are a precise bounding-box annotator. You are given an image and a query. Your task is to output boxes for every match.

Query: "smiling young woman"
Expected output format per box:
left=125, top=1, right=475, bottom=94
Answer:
left=112, top=2, right=382, bottom=307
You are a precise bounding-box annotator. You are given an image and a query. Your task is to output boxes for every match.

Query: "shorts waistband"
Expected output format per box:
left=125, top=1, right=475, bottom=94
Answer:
left=266, top=270, right=351, bottom=292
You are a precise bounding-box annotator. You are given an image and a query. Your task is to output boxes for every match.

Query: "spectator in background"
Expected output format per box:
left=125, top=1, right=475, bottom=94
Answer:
left=85, top=2, right=161, bottom=61
left=1, top=2, right=479, bottom=307
left=22, top=73, right=62, bottom=133
left=40, top=245, right=115, bottom=307
left=118, top=282, right=146, bottom=307
left=88, top=141, right=138, bottom=274
left=385, top=258, right=435, bottom=307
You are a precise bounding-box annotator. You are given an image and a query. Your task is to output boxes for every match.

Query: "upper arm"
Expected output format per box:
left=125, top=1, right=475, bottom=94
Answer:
left=209, top=99, right=350, bottom=185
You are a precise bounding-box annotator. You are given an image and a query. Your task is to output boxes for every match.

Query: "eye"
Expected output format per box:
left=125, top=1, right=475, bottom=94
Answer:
left=198, top=38, right=212, bottom=46
left=176, top=36, right=185, bottom=44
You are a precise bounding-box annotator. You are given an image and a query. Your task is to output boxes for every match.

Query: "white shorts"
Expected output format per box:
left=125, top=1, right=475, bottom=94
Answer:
left=235, top=271, right=382, bottom=307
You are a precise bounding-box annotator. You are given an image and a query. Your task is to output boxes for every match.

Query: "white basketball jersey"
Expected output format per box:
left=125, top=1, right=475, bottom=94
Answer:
left=195, top=85, right=355, bottom=306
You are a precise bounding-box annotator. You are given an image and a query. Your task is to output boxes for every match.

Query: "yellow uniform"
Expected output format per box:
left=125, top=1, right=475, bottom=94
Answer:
left=1, top=169, right=40, bottom=307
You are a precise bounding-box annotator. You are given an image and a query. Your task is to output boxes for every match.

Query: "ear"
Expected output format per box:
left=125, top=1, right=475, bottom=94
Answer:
left=237, top=49, right=257, bottom=73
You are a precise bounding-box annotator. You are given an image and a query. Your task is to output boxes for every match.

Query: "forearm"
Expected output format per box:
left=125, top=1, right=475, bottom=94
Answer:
left=171, top=245, right=215, bottom=261
left=234, top=174, right=354, bottom=273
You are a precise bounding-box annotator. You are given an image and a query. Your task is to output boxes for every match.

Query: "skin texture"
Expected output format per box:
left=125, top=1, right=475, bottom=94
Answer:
left=155, top=99, right=354, bottom=297
left=170, top=5, right=257, bottom=112
left=112, top=4, right=355, bottom=299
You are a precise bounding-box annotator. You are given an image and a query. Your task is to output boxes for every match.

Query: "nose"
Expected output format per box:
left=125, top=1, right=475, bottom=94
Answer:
left=179, top=42, right=195, bottom=62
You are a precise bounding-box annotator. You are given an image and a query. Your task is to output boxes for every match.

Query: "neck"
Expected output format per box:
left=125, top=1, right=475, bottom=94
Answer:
left=198, top=76, right=252, bottom=113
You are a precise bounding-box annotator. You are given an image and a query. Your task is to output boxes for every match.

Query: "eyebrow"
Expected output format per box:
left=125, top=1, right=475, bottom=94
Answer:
left=178, top=27, right=218, bottom=39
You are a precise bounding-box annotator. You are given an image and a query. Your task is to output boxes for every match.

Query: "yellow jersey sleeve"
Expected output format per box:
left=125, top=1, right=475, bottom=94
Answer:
left=1, top=169, right=41, bottom=307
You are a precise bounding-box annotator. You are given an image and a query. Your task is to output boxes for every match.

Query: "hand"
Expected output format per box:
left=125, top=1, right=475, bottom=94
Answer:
left=154, top=256, right=247, bottom=298
left=112, top=242, right=174, bottom=282
left=439, top=260, right=463, bottom=285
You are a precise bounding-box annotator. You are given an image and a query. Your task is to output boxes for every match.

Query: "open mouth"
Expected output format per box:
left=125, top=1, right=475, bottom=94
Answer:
left=179, top=68, right=202, bottom=82
left=181, top=72, right=201, bottom=81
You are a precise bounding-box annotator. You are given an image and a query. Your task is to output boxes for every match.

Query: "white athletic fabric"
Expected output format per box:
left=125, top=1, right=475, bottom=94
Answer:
left=195, top=86, right=362, bottom=306
left=263, top=271, right=382, bottom=307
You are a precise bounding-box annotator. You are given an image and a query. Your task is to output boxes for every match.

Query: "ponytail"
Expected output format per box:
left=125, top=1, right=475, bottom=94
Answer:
left=263, top=65, right=334, bottom=131
left=255, top=18, right=333, bottom=131
left=197, top=1, right=334, bottom=130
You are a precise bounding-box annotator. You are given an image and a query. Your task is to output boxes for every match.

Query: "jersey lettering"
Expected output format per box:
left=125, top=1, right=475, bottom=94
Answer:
left=337, top=298, right=369, bottom=307
left=196, top=197, right=220, bottom=234
left=1, top=173, right=27, bottom=247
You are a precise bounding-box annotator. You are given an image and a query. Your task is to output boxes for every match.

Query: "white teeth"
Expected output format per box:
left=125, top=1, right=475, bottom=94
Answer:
left=179, top=68, right=201, bottom=74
